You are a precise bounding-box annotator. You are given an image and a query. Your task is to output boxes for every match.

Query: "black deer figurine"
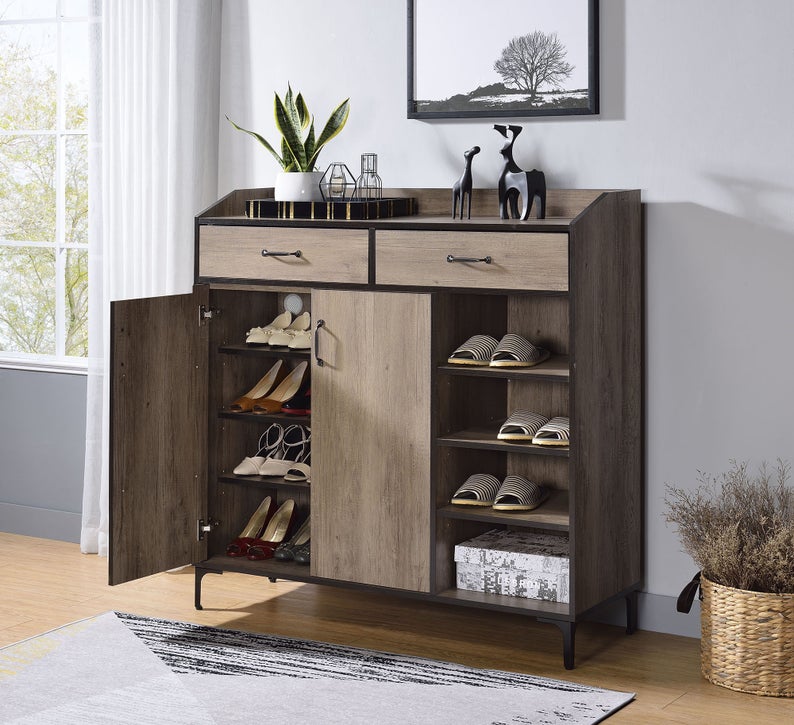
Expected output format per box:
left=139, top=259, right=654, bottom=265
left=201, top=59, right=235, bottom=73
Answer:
left=494, top=125, right=546, bottom=221
left=452, top=145, right=481, bottom=219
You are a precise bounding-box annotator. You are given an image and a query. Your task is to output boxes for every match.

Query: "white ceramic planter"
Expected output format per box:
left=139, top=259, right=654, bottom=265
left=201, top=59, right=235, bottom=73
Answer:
left=274, top=171, right=324, bottom=202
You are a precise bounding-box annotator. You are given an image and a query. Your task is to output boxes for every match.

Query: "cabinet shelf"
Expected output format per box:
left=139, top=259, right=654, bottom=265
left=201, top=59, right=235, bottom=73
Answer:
left=218, top=344, right=311, bottom=359
left=200, top=558, right=570, bottom=618
left=437, top=355, right=569, bottom=382
left=218, top=410, right=310, bottom=425
left=437, top=489, right=569, bottom=531
left=437, top=425, right=570, bottom=457
left=218, top=473, right=310, bottom=490
left=201, top=554, right=312, bottom=582
left=435, top=587, right=569, bottom=617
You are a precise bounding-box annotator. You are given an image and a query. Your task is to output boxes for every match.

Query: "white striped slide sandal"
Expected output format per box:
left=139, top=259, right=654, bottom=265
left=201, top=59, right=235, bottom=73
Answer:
left=497, top=410, right=550, bottom=441
left=489, top=333, right=550, bottom=368
left=450, top=473, right=501, bottom=506
left=492, top=475, right=550, bottom=511
left=531, top=416, right=571, bottom=447
left=447, top=334, right=499, bottom=366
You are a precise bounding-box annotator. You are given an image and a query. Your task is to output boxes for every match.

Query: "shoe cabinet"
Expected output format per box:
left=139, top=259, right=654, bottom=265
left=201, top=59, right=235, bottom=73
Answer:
left=109, top=187, right=642, bottom=669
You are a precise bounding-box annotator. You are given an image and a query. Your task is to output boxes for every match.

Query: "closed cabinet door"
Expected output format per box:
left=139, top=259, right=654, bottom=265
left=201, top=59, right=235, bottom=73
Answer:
left=311, top=290, right=431, bottom=592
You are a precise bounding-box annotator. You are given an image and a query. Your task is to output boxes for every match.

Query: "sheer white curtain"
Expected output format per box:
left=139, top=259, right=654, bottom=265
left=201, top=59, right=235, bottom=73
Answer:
left=81, top=0, right=222, bottom=554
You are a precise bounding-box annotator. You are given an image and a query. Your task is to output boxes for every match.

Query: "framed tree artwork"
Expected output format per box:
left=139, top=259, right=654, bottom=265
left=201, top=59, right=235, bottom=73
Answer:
left=407, top=0, right=599, bottom=119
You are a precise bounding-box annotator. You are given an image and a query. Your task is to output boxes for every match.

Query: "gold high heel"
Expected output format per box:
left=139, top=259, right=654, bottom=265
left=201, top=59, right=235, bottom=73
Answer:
left=252, top=361, right=308, bottom=414
left=228, top=360, right=288, bottom=412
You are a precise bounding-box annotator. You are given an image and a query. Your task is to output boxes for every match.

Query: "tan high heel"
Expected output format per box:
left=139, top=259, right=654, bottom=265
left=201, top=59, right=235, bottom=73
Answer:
left=252, top=361, right=308, bottom=414
left=228, top=360, right=288, bottom=412
left=225, top=496, right=275, bottom=557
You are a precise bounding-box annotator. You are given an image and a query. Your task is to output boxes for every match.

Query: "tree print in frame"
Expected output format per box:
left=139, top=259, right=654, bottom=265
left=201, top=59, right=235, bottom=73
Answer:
left=407, top=0, right=598, bottom=119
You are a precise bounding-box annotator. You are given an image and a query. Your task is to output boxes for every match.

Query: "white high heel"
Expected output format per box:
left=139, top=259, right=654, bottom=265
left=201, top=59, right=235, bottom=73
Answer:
left=232, top=424, right=286, bottom=475
left=258, top=425, right=310, bottom=477
left=268, top=312, right=311, bottom=347
left=245, top=311, right=292, bottom=345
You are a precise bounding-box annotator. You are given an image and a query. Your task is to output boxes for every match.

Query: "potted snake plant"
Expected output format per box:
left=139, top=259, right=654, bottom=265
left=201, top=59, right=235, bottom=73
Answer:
left=227, top=84, right=350, bottom=202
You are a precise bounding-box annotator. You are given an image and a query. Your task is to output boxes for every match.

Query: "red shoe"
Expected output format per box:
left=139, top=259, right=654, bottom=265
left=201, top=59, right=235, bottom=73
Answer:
left=247, top=499, right=296, bottom=560
left=226, top=496, right=275, bottom=557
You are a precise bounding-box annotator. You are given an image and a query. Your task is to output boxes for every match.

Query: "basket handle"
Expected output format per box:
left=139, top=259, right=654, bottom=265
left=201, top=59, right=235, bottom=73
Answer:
left=676, top=571, right=702, bottom=613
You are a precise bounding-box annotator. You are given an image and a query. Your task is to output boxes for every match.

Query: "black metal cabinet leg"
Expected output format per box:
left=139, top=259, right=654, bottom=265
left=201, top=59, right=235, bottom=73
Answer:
left=538, top=618, right=576, bottom=670
left=560, top=621, right=576, bottom=670
left=194, top=568, right=222, bottom=610
left=625, top=590, right=639, bottom=634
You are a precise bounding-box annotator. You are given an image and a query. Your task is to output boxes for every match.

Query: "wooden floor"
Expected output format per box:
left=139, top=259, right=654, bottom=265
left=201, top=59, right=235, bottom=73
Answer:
left=0, top=533, right=790, bottom=723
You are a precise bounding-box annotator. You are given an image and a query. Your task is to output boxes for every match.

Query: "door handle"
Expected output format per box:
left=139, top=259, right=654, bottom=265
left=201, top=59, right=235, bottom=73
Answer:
left=261, top=249, right=302, bottom=258
left=314, top=319, right=325, bottom=367
left=446, top=254, right=492, bottom=264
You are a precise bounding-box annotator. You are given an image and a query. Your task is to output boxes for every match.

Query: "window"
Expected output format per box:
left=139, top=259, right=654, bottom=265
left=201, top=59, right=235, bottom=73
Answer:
left=0, top=0, right=99, bottom=369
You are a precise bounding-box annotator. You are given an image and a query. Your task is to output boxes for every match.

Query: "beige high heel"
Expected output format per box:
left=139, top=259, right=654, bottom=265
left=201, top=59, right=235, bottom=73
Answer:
left=252, top=361, right=308, bottom=414
left=228, top=360, right=287, bottom=412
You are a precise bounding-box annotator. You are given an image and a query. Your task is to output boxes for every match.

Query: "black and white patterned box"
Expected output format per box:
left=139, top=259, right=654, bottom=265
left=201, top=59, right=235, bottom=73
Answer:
left=454, top=529, right=570, bottom=603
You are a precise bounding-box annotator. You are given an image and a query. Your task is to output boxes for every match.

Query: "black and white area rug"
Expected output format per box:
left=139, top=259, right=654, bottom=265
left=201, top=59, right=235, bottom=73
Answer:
left=0, top=612, right=634, bottom=724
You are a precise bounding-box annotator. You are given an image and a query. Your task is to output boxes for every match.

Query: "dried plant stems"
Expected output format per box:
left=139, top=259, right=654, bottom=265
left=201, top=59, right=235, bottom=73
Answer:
left=665, top=460, right=794, bottom=594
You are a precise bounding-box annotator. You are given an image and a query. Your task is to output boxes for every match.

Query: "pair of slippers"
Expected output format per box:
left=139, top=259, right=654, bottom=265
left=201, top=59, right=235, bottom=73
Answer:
left=498, top=410, right=570, bottom=447
left=448, top=333, right=549, bottom=368
left=451, top=474, right=549, bottom=511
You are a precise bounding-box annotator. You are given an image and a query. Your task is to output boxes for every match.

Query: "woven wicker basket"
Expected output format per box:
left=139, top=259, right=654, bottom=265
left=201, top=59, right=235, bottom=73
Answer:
left=700, top=575, right=794, bottom=697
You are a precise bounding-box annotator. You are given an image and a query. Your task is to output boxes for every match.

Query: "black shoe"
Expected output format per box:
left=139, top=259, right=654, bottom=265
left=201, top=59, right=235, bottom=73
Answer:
left=273, top=517, right=310, bottom=561
left=293, top=541, right=310, bottom=565
left=281, top=386, right=311, bottom=415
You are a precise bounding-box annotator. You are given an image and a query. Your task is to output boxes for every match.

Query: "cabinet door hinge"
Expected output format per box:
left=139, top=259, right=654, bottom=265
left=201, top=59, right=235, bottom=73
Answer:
left=197, top=517, right=221, bottom=541
left=199, top=305, right=220, bottom=326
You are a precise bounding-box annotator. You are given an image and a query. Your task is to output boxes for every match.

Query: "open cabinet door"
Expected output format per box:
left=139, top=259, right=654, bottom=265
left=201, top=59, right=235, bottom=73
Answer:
left=109, top=286, right=209, bottom=585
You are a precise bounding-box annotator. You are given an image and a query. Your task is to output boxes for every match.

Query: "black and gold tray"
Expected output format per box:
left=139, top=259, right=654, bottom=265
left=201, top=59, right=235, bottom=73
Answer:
left=246, top=197, right=417, bottom=221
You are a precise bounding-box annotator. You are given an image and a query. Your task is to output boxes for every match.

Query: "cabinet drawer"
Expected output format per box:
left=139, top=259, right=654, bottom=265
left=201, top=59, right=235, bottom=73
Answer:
left=198, top=226, right=369, bottom=284
left=375, top=230, right=568, bottom=291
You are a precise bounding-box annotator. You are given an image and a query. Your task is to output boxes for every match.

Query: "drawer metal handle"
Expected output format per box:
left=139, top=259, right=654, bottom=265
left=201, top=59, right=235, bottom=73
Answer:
left=446, top=254, right=492, bottom=264
left=314, top=319, right=325, bottom=367
left=261, top=248, right=302, bottom=258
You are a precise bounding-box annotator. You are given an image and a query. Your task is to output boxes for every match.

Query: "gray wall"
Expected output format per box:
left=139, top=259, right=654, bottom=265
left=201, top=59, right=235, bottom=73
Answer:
left=0, top=368, right=86, bottom=543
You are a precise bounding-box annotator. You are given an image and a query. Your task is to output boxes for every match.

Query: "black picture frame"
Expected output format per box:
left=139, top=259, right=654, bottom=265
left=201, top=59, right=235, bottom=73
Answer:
left=407, top=0, right=599, bottom=120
